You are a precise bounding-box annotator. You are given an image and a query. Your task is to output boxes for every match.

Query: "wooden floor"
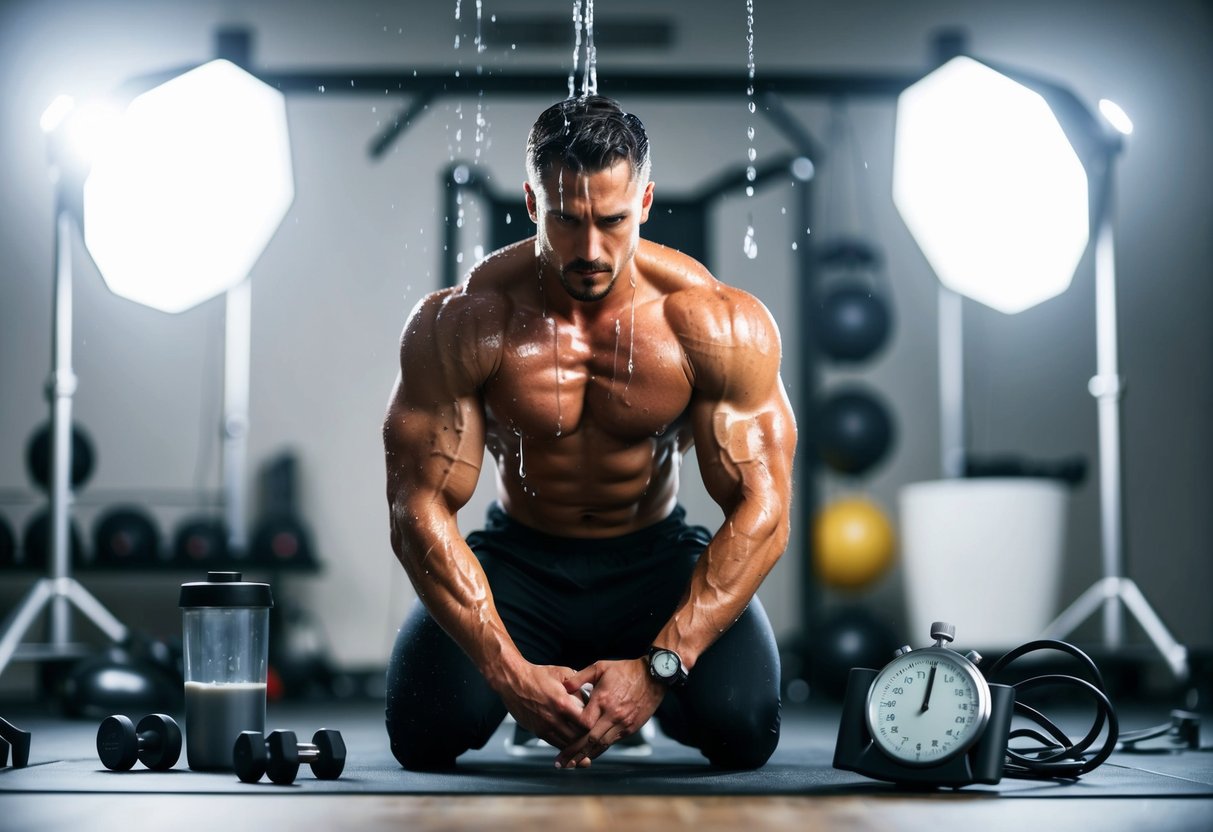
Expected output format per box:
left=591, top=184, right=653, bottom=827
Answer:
left=5, top=793, right=1213, bottom=832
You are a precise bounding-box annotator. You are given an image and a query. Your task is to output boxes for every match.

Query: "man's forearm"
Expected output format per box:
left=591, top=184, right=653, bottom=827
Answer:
left=651, top=496, right=787, bottom=670
left=392, top=500, right=526, bottom=690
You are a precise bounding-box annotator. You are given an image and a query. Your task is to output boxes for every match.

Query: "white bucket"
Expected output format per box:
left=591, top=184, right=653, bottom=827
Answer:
left=898, top=478, right=1069, bottom=649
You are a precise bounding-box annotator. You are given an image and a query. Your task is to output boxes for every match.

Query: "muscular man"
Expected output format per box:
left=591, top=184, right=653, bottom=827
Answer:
left=383, top=95, right=796, bottom=771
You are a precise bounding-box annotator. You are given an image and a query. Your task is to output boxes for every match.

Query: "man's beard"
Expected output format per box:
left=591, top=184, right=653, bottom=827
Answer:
left=557, top=258, right=616, bottom=303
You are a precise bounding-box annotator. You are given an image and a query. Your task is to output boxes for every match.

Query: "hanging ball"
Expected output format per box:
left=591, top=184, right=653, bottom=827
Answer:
left=808, top=606, right=898, bottom=700
left=813, top=496, right=896, bottom=590
left=817, top=387, right=895, bottom=475
left=25, top=422, right=96, bottom=493
left=813, top=283, right=891, bottom=362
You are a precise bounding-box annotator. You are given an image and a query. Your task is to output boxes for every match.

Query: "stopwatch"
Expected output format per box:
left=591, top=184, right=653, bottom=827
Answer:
left=833, top=620, right=1015, bottom=787
left=865, top=622, right=990, bottom=765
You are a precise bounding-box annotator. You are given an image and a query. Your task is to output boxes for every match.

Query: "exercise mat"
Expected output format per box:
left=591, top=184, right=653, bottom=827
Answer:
left=2, top=706, right=1210, bottom=798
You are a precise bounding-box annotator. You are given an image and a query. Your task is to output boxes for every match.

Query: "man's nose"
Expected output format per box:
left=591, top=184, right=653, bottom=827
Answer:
left=578, top=225, right=604, bottom=262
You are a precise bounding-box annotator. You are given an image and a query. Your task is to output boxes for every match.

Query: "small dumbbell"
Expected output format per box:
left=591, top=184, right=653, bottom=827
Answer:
left=96, top=714, right=182, bottom=772
left=233, top=728, right=346, bottom=785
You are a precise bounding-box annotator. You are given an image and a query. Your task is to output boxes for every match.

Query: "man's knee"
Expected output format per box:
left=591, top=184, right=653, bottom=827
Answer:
left=699, top=700, right=781, bottom=769
left=386, top=714, right=461, bottom=771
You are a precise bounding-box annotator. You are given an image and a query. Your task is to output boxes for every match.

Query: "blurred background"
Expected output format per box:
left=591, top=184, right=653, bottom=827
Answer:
left=0, top=0, right=1209, bottom=708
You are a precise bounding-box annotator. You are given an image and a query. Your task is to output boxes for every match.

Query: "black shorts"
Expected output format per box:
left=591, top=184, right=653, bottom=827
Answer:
left=385, top=503, right=782, bottom=770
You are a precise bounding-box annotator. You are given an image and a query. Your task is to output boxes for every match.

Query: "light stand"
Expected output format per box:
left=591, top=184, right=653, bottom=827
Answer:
left=0, top=187, right=128, bottom=679
left=222, top=279, right=252, bottom=554
left=1042, top=151, right=1189, bottom=681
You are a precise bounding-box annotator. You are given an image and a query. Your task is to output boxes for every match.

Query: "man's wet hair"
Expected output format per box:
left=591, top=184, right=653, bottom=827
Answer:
left=526, top=95, right=651, bottom=184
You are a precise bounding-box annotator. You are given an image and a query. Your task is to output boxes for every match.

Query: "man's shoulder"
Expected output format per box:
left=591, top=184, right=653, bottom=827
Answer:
left=407, top=244, right=532, bottom=337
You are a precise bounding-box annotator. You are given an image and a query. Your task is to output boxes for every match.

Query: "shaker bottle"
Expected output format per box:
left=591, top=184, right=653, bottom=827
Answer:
left=179, top=571, right=274, bottom=770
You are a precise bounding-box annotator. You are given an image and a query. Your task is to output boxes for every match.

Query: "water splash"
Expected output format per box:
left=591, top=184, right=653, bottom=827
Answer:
left=743, top=0, right=758, bottom=253
left=743, top=222, right=759, bottom=259
left=568, top=0, right=583, bottom=98
left=610, top=318, right=622, bottom=399
left=551, top=316, right=564, bottom=437
left=568, top=0, right=598, bottom=98
left=583, top=0, right=598, bottom=96
left=623, top=273, right=637, bottom=399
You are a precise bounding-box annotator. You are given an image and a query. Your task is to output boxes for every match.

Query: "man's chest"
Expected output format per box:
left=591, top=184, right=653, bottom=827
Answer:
left=483, top=312, right=693, bottom=440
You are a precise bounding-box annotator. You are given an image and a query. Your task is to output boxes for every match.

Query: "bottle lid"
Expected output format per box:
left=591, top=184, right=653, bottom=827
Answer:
left=179, top=571, right=273, bottom=609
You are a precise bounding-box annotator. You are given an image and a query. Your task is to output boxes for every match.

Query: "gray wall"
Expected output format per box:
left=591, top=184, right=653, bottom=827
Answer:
left=1, top=0, right=1210, bottom=690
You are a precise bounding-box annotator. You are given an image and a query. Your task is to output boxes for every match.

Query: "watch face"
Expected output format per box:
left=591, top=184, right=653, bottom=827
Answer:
left=651, top=650, right=680, bottom=678
left=865, top=648, right=991, bottom=766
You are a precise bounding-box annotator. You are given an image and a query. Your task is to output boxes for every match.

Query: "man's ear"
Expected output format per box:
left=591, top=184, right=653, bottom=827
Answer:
left=638, top=181, right=655, bottom=224
left=524, top=182, right=539, bottom=223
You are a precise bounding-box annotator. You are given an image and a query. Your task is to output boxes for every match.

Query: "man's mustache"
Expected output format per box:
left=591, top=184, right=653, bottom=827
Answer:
left=564, top=259, right=611, bottom=274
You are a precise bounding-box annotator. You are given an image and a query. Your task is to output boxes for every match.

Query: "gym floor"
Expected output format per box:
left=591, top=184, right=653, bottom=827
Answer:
left=2, top=697, right=1211, bottom=832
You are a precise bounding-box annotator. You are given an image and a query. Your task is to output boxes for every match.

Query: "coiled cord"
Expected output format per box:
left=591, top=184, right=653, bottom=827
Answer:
left=984, top=639, right=1120, bottom=779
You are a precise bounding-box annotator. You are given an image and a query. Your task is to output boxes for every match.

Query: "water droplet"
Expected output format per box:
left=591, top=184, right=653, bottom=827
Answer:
left=743, top=225, right=759, bottom=259
left=505, top=212, right=512, bottom=224
left=318, top=85, right=326, bottom=93
left=748, top=101, right=756, bottom=114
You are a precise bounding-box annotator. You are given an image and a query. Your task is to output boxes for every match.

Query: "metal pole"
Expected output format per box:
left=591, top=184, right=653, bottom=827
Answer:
left=938, top=285, right=965, bottom=479
left=1088, top=167, right=1125, bottom=647
left=223, top=279, right=252, bottom=554
left=48, top=204, right=77, bottom=646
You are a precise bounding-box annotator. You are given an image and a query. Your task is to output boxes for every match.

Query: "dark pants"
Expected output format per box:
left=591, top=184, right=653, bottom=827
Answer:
left=385, top=503, right=782, bottom=770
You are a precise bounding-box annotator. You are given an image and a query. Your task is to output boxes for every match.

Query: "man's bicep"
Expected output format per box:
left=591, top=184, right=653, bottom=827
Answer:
left=385, top=372, right=487, bottom=514
left=690, top=370, right=796, bottom=514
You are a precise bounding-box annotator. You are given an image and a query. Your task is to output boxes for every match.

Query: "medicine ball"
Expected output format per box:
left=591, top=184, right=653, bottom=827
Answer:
left=251, top=514, right=315, bottom=567
left=0, top=515, right=15, bottom=568
left=21, top=509, right=85, bottom=569
left=813, top=496, right=896, bottom=590
left=817, top=387, right=895, bottom=476
left=93, top=506, right=161, bottom=566
left=173, top=517, right=228, bottom=564
left=808, top=606, right=898, bottom=700
left=25, top=422, right=95, bottom=493
left=61, top=646, right=181, bottom=720
left=813, top=284, right=891, bottom=363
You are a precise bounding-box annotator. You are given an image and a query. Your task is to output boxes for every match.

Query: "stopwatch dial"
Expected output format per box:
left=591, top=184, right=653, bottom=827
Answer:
left=866, top=652, right=990, bottom=765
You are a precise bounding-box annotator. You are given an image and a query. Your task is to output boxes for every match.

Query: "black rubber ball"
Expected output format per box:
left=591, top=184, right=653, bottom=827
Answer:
left=813, top=284, right=891, bottom=363
left=25, top=422, right=96, bottom=493
left=817, top=388, right=895, bottom=476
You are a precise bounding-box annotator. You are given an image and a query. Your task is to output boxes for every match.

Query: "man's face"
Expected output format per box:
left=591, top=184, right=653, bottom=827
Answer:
left=525, top=160, right=654, bottom=303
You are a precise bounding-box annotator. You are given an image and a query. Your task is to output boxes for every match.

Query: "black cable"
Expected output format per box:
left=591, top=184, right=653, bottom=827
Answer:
left=984, top=639, right=1120, bottom=780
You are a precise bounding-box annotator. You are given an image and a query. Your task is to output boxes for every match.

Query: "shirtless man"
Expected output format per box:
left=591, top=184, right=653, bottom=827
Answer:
left=383, top=95, right=796, bottom=771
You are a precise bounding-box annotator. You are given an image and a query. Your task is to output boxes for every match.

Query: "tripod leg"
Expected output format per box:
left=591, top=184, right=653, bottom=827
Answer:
left=63, top=580, right=128, bottom=643
left=0, top=580, right=55, bottom=679
left=1042, top=577, right=1118, bottom=641
left=1118, top=579, right=1189, bottom=682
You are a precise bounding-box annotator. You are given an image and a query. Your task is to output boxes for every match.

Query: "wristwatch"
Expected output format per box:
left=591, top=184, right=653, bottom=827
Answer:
left=647, top=646, right=688, bottom=687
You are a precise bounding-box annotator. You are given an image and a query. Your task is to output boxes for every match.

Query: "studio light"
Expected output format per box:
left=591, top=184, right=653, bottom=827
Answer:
left=893, top=53, right=1187, bottom=680
left=0, top=57, right=295, bottom=682
left=83, top=59, right=294, bottom=314
left=893, top=56, right=1090, bottom=315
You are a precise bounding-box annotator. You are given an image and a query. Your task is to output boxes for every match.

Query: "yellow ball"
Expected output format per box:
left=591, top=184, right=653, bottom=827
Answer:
left=813, top=496, right=896, bottom=589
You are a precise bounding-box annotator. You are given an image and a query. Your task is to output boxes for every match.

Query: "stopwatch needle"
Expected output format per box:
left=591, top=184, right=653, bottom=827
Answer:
left=920, top=665, right=937, bottom=713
